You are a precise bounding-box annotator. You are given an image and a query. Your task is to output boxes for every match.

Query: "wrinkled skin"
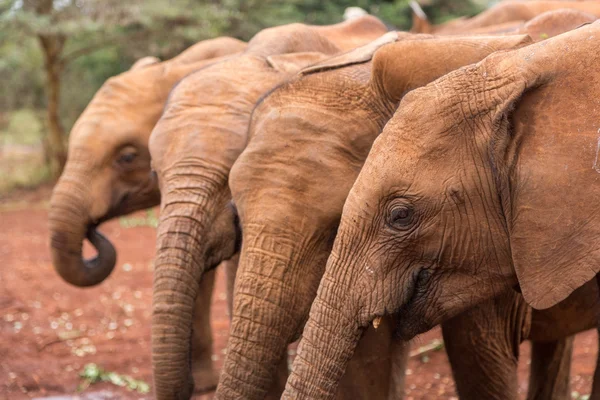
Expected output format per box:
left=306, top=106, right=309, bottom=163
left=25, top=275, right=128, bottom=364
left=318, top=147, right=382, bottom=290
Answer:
left=148, top=16, right=388, bottom=400
left=49, top=36, right=245, bottom=286
left=283, top=21, right=600, bottom=398
left=48, top=36, right=246, bottom=393
left=444, top=282, right=598, bottom=399
left=225, top=32, right=401, bottom=400
left=515, top=8, right=597, bottom=37
left=229, top=31, right=582, bottom=400
left=411, top=0, right=600, bottom=34
left=462, top=8, right=598, bottom=36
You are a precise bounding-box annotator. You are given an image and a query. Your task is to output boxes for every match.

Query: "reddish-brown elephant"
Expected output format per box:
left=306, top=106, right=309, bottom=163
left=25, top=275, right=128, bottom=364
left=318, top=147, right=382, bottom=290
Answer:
left=410, top=0, right=600, bottom=34
left=147, top=16, right=388, bottom=400
left=48, top=36, right=246, bottom=393
left=283, top=20, right=600, bottom=399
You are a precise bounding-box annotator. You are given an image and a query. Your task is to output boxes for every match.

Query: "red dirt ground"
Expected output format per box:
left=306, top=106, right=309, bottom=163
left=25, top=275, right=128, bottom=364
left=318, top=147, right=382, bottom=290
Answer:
left=0, top=187, right=597, bottom=399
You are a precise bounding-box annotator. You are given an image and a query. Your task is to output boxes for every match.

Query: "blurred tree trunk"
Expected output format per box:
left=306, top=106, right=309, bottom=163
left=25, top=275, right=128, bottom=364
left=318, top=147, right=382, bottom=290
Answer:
left=39, top=33, right=67, bottom=178
left=29, top=0, right=67, bottom=178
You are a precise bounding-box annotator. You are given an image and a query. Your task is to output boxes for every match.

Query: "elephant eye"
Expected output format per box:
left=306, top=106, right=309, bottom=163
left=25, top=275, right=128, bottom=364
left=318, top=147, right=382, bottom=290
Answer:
left=388, top=205, right=414, bottom=229
left=117, top=149, right=138, bottom=166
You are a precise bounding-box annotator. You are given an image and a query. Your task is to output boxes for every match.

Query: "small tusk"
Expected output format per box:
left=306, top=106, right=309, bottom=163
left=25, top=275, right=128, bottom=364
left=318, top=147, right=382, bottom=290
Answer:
left=373, top=316, right=382, bottom=329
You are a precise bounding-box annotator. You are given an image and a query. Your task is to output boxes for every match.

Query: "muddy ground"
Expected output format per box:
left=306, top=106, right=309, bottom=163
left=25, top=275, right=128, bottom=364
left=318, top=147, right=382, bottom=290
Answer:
left=0, top=187, right=597, bottom=399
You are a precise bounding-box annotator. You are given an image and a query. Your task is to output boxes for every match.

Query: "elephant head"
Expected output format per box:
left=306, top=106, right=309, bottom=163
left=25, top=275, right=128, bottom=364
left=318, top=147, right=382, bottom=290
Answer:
left=283, top=22, right=600, bottom=398
left=148, top=17, right=388, bottom=400
left=48, top=37, right=246, bottom=287
left=410, top=1, right=600, bottom=35
left=516, top=8, right=597, bottom=38
left=223, top=32, right=531, bottom=400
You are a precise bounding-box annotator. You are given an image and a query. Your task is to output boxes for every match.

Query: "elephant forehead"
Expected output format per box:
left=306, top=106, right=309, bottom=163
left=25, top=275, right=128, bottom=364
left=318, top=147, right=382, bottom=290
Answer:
left=96, top=67, right=167, bottom=106
left=244, top=107, right=372, bottom=177
left=248, top=88, right=379, bottom=161
left=70, top=78, right=165, bottom=143
left=69, top=115, right=150, bottom=151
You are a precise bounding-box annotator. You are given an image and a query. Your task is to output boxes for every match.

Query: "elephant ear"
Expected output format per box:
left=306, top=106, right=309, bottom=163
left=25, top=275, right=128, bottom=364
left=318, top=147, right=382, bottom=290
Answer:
left=298, top=31, right=405, bottom=76
left=313, top=15, right=389, bottom=51
left=370, top=34, right=531, bottom=103
left=266, top=52, right=331, bottom=74
left=171, top=37, right=247, bottom=65
left=130, top=56, right=160, bottom=70
left=442, top=23, right=600, bottom=309
left=409, top=1, right=432, bottom=33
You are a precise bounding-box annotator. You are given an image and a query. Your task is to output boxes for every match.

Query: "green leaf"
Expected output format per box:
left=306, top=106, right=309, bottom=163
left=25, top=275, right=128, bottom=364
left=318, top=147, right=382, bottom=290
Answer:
left=77, top=363, right=150, bottom=393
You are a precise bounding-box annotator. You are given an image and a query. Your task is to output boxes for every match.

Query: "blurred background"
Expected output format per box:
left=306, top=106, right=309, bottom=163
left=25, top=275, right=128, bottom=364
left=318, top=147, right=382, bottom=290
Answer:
left=0, top=0, right=491, bottom=196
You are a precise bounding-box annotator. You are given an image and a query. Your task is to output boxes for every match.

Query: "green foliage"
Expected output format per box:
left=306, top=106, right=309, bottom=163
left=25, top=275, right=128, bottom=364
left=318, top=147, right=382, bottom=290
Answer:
left=0, top=158, right=50, bottom=193
left=1, top=0, right=486, bottom=129
left=0, top=109, right=48, bottom=194
left=0, top=0, right=488, bottom=192
left=78, top=363, right=150, bottom=394
left=0, top=37, right=45, bottom=111
left=421, top=0, right=486, bottom=23
left=0, top=109, right=44, bottom=146
left=119, top=209, right=159, bottom=228
left=572, top=392, right=590, bottom=400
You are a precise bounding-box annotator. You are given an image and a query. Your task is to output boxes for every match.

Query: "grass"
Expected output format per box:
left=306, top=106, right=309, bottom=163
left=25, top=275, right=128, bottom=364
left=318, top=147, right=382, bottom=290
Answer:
left=0, top=154, right=50, bottom=194
left=119, top=209, right=159, bottom=228
left=0, top=109, right=44, bottom=147
left=0, top=150, right=50, bottom=194
left=572, top=393, right=590, bottom=400
left=0, top=109, right=51, bottom=195
left=78, top=363, right=150, bottom=394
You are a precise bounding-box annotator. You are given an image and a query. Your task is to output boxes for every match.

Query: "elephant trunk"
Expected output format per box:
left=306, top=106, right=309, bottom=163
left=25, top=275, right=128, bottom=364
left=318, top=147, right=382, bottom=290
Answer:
left=282, top=245, right=365, bottom=400
left=151, top=173, right=223, bottom=400
left=49, top=175, right=116, bottom=287
left=216, top=227, right=320, bottom=399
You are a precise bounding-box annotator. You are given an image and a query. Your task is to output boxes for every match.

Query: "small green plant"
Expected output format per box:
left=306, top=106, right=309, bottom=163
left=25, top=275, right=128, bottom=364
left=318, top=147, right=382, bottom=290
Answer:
left=410, top=338, right=444, bottom=362
left=571, top=392, right=590, bottom=400
left=119, top=209, right=159, bottom=228
left=78, top=363, right=150, bottom=394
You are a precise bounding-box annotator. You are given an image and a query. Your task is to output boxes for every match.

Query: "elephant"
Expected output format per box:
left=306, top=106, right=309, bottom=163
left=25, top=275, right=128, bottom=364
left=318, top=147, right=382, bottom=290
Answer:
left=283, top=20, right=600, bottom=399
left=147, top=16, right=388, bottom=400
left=225, top=28, right=592, bottom=399
left=228, top=19, right=600, bottom=398
left=460, top=8, right=598, bottom=36
left=410, top=0, right=600, bottom=34
left=514, top=9, right=597, bottom=39
left=48, top=36, right=246, bottom=393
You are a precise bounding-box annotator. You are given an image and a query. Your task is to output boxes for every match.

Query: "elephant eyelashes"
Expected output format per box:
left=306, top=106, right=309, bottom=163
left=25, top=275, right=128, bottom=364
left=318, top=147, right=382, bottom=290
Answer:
left=388, top=205, right=414, bottom=230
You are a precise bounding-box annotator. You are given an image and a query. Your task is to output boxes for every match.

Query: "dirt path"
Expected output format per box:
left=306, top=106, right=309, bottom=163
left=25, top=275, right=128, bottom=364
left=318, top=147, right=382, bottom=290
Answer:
left=0, top=199, right=597, bottom=399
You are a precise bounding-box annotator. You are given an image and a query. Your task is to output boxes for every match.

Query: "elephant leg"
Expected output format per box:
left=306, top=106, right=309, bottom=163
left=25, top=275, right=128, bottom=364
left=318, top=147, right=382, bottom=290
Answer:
left=223, top=253, right=240, bottom=318
left=265, top=356, right=290, bottom=400
left=441, top=290, right=530, bottom=400
left=527, top=337, right=573, bottom=400
left=591, top=331, right=600, bottom=400
left=387, top=338, right=410, bottom=399
left=335, top=316, right=395, bottom=399
left=591, top=273, right=600, bottom=400
left=226, top=252, right=285, bottom=400
left=191, top=268, right=217, bottom=394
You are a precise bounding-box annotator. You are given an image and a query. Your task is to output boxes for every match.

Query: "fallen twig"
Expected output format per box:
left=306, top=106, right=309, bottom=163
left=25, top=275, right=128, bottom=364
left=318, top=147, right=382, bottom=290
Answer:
left=409, top=339, right=444, bottom=358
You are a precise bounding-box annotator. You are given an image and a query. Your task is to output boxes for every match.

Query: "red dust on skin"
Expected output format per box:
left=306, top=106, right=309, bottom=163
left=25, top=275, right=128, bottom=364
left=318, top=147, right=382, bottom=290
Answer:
left=0, top=188, right=596, bottom=399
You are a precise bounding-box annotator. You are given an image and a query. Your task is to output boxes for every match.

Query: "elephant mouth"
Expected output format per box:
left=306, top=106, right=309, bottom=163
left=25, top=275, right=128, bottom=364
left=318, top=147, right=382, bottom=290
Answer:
left=101, top=192, right=136, bottom=222
left=101, top=182, right=161, bottom=223
left=392, top=266, right=434, bottom=340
